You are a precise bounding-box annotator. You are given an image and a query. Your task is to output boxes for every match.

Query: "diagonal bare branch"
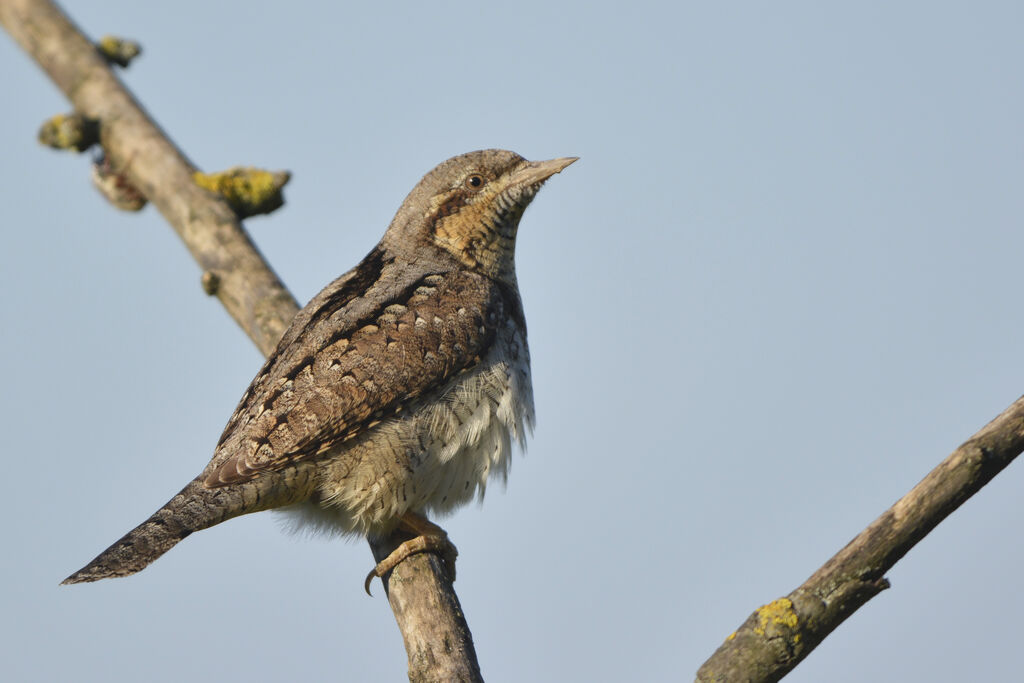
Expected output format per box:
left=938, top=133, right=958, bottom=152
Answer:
left=697, top=395, right=1024, bottom=682
left=0, top=0, right=294, bottom=355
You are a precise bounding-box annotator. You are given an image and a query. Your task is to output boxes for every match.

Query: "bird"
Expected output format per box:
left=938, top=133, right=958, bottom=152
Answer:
left=62, top=149, right=576, bottom=589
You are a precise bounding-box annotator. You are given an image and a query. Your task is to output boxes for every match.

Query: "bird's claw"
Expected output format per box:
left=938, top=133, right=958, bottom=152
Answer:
left=364, top=534, right=458, bottom=596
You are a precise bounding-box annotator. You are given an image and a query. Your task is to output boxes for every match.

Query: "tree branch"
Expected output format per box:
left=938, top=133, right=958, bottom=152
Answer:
left=697, top=395, right=1024, bottom=682
left=0, top=1, right=481, bottom=679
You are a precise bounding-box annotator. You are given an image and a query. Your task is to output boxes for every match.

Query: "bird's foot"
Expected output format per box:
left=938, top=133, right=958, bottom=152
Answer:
left=364, top=513, right=458, bottom=595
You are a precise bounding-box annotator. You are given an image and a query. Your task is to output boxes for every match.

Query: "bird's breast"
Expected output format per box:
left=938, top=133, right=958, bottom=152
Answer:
left=416, top=321, right=534, bottom=509
left=280, top=318, right=533, bottom=537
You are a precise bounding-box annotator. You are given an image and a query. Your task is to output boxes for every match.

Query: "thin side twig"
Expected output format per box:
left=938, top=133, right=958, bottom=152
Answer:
left=697, top=395, right=1024, bottom=682
left=0, top=1, right=481, bottom=679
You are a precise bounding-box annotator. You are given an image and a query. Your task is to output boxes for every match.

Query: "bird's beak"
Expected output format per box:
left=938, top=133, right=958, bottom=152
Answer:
left=511, top=157, right=579, bottom=187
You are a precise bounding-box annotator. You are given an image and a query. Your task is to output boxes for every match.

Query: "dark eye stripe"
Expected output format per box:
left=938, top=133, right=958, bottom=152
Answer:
left=433, top=192, right=470, bottom=222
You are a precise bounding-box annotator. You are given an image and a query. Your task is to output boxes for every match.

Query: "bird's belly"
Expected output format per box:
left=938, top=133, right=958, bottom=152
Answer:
left=277, top=334, right=533, bottom=537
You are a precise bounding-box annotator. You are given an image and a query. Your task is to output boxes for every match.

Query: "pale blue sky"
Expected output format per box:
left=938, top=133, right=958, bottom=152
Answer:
left=2, top=2, right=1023, bottom=681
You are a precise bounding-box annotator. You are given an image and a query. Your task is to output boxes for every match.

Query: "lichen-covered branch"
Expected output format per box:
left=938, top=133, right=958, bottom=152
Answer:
left=0, top=0, right=293, bottom=355
left=697, top=395, right=1024, bottom=682
left=193, top=167, right=292, bottom=218
left=0, top=1, right=481, bottom=680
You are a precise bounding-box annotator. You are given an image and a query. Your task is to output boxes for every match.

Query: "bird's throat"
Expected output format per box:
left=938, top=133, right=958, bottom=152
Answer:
left=431, top=201, right=524, bottom=284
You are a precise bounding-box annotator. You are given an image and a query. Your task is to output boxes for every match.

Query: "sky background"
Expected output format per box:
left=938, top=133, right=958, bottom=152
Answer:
left=2, top=1, right=1023, bottom=681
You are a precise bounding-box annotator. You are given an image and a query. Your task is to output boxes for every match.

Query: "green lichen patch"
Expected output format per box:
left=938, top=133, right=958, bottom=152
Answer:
left=193, top=167, right=291, bottom=218
left=37, top=113, right=99, bottom=152
left=97, top=35, right=142, bottom=67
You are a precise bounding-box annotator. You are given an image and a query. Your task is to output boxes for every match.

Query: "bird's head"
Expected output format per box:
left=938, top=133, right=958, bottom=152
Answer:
left=383, top=150, right=577, bottom=284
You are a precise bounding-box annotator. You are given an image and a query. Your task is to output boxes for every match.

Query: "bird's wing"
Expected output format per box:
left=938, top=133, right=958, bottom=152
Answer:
left=204, top=258, right=502, bottom=487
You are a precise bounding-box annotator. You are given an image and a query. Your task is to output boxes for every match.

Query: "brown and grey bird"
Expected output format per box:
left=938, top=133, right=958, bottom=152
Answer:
left=63, top=149, right=576, bottom=587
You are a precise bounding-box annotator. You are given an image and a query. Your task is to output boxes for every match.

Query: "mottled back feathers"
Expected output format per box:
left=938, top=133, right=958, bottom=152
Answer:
left=206, top=265, right=510, bottom=486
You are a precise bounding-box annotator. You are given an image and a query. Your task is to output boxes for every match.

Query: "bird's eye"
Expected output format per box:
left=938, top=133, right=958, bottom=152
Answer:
left=465, top=174, right=484, bottom=189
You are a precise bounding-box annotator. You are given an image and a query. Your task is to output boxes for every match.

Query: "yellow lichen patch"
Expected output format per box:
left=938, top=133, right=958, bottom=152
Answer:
left=193, top=167, right=291, bottom=218
left=37, top=113, right=98, bottom=152
left=726, top=631, right=737, bottom=641
left=753, top=598, right=799, bottom=640
left=97, top=35, right=142, bottom=67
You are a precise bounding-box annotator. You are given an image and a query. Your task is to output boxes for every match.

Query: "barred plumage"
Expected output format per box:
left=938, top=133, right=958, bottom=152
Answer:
left=63, top=150, right=575, bottom=585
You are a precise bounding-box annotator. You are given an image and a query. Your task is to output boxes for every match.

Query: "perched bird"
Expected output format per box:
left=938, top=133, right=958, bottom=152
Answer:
left=63, top=149, right=576, bottom=588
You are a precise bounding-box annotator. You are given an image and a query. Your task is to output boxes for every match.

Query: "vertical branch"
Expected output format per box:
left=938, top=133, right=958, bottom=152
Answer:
left=0, top=1, right=481, bottom=679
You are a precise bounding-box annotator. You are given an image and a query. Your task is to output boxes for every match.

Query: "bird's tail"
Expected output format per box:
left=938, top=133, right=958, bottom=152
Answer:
left=62, top=477, right=243, bottom=584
